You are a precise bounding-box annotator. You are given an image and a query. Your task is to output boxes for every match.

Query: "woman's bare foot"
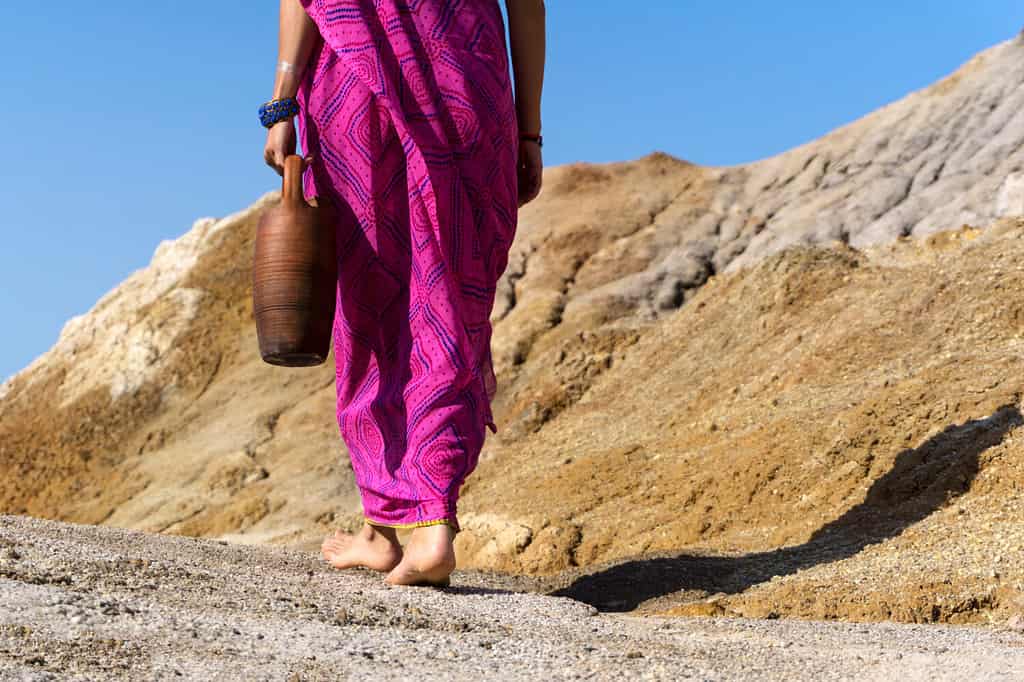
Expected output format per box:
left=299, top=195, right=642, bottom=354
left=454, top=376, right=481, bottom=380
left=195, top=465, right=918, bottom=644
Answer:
left=385, top=524, right=456, bottom=587
left=321, top=523, right=402, bottom=572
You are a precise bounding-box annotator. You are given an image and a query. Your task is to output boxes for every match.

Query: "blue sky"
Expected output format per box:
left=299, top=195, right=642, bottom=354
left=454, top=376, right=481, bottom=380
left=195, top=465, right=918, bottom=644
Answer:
left=1, top=1, right=1022, bottom=383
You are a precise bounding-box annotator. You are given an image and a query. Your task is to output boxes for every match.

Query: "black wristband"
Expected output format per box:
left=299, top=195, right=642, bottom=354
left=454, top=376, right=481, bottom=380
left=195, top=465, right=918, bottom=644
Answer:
left=519, top=132, right=543, bottom=148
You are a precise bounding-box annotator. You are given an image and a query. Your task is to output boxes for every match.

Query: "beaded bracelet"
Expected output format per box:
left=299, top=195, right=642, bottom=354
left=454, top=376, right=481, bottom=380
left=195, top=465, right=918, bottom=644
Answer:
left=519, top=131, right=543, bottom=148
left=259, top=97, right=299, bottom=129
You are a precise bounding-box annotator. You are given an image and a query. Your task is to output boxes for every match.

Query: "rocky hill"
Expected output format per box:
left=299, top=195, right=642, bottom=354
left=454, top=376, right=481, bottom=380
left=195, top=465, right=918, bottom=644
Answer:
left=2, top=36, right=1024, bottom=624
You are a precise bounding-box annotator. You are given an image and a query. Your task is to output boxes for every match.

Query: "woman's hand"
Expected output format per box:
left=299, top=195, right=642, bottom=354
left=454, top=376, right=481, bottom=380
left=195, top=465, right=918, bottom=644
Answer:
left=518, top=140, right=543, bottom=207
left=264, top=120, right=297, bottom=176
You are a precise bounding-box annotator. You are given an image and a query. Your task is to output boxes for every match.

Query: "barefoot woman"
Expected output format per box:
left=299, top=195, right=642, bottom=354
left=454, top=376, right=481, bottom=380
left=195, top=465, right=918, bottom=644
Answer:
left=262, top=1, right=545, bottom=585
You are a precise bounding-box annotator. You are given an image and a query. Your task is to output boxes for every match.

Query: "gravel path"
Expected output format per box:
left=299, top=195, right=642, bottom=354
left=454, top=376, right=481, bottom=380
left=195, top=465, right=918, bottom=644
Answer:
left=0, top=515, right=1021, bottom=681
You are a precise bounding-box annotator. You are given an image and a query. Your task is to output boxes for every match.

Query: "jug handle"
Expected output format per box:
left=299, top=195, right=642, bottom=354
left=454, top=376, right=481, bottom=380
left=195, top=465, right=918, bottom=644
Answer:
left=282, top=155, right=307, bottom=205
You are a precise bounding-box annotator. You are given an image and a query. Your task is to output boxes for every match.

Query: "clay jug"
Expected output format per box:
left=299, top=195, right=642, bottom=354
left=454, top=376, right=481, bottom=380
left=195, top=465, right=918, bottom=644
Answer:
left=253, top=155, right=337, bottom=366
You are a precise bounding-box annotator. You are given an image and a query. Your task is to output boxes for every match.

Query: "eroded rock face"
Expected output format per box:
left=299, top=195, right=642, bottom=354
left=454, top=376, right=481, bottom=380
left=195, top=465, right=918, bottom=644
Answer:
left=3, top=37, right=1024, bottom=623
left=725, top=39, right=1024, bottom=267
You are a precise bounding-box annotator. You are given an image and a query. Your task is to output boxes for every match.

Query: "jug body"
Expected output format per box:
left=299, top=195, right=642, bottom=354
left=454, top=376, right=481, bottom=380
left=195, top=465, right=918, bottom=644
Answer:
left=252, top=157, right=337, bottom=367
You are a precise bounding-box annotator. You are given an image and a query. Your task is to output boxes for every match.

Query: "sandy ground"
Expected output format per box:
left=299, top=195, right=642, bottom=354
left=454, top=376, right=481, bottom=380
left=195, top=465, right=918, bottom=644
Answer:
left=0, top=516, right=1021, bottom=681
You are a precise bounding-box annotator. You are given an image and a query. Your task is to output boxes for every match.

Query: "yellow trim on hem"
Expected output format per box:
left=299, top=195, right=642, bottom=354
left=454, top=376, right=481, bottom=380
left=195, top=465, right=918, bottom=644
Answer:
left=365, top=517, right=455, bottom=530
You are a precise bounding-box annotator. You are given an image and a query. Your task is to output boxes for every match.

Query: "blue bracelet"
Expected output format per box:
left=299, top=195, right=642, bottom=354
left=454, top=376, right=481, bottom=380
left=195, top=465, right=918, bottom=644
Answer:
left=259, top=97, right=299, bottom=128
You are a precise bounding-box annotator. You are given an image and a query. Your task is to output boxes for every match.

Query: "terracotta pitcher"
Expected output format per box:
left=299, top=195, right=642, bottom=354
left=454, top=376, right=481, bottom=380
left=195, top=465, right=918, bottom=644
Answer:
left=253, top=155, right=337, bottom=366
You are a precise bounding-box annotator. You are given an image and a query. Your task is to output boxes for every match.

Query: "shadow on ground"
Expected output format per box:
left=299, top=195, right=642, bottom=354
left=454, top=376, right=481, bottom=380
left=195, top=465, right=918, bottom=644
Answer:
left=551, top=404, right=1023, bottom=612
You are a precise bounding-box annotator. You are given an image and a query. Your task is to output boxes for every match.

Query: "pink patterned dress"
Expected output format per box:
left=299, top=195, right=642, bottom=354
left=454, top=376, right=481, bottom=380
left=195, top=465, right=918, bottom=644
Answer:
left=294, top=0, right=519, bottom=531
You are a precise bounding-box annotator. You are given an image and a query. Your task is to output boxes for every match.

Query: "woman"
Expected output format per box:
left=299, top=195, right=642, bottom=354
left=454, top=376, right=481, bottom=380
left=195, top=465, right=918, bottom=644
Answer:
left=262, top=0, right=545, bottom=586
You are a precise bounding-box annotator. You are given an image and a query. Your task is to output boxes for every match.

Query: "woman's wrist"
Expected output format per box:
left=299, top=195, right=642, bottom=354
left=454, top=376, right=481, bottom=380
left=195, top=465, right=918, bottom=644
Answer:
left=516, top=110, right=542, bottom=135
left=519, top=131, right=543, bottom=147
left=272, top=76, right=301, bottom=100
left=272, top=59, right=305, bottom=99
left=263, top=62, right=304, bottom=128
left=272, top=79, right=301, bottom=100
left=259, top=97, right=300, bottom=128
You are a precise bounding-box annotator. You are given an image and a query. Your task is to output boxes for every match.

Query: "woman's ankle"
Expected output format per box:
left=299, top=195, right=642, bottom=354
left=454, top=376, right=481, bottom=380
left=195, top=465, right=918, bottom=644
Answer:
left=409, top=525, right=455, bottom=558
left=362, top=522, right=401, bottom=547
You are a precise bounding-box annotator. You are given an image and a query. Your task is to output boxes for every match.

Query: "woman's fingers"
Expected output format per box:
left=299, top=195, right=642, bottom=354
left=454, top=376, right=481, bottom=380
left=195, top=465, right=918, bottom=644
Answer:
left=263, top=144, right=285, bottom=176
left=265, top=153, right=281, bottom=176
left=527, top=157, right=542, bottom=201
left=263, top=120, right=298, bottom=177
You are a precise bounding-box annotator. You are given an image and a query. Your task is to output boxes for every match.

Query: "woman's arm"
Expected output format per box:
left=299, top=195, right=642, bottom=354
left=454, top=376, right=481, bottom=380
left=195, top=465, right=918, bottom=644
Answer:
left=505, top=0, right=546, bottom=206
left=506, top=0, right=545, bottom=136
left=264, top=0, right=320, bottom=176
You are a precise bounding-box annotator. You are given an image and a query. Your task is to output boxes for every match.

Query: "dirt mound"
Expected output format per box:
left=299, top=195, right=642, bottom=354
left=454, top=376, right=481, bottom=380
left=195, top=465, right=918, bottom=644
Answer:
left=462, top=219, right=1024, bottom=625
left=3, top=37, right=1024, bottom=625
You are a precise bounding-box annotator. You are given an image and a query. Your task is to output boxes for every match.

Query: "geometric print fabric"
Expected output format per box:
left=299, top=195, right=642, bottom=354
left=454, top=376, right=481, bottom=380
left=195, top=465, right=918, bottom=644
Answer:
left=295, top=0, right=519, bottom=529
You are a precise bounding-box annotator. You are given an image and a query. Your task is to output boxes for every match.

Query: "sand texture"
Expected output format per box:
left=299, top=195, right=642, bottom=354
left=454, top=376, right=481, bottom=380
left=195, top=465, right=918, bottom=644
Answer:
left=1, top=515, right=1023, bottom=680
